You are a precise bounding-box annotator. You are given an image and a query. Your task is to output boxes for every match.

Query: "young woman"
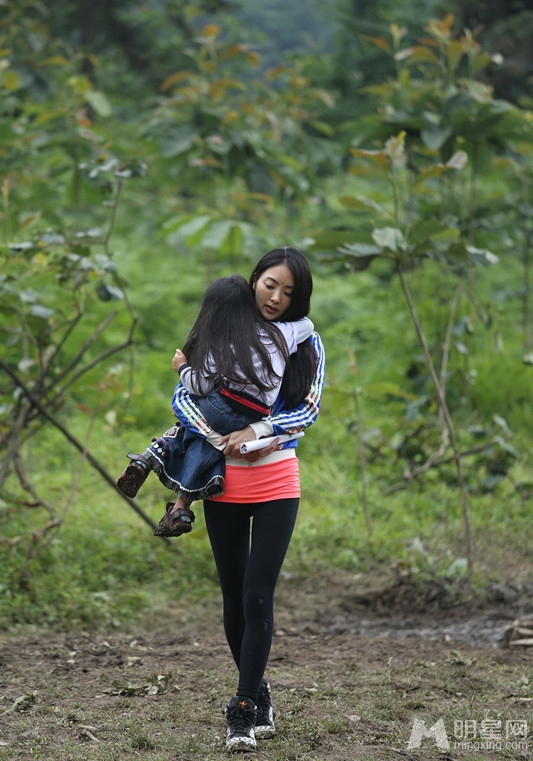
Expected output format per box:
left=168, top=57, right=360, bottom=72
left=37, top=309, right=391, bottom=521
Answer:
left=172, top=247, right=326, bottom=752
left=117, top=274, right=313, bottom=537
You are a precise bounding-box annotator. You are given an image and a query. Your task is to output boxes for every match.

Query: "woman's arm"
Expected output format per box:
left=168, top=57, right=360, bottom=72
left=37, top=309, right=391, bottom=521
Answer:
left=172, top=386, right=263, bottom=457
left=269, top=332, right=325, bottom=435
left=217, top=332, right=325, bottom=458
left=171, top=331, right=326, bottom=444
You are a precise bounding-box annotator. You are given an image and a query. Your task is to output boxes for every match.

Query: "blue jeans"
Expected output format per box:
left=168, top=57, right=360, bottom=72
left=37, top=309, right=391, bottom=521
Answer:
left=146, top=389, right=257, bottom=501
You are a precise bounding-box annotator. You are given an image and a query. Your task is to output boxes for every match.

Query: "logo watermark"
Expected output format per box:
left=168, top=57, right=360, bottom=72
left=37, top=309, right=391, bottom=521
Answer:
left=408, top=717, right=529, bottom=753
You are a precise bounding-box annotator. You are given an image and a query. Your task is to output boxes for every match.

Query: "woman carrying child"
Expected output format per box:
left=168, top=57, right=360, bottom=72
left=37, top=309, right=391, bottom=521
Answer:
left=170, top=247, right=325, bottom=751
left=117, top=273, right=313, bottom=537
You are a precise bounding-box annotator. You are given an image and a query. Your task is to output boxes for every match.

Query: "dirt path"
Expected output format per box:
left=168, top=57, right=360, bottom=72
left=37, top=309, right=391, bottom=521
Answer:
left=1, top=574, right=532, bottom=760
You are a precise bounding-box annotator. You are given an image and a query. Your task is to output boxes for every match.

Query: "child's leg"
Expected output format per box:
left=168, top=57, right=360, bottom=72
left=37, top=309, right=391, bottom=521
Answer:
left=117, top=424, right=182, bottom=498
left=168, top=496, right=190, bottom=514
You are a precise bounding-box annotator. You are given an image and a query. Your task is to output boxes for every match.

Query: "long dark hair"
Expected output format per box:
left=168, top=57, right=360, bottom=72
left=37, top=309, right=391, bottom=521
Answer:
left=249, top=247, right=318, bottom=408
left=182, top=274, right=290, bottom=395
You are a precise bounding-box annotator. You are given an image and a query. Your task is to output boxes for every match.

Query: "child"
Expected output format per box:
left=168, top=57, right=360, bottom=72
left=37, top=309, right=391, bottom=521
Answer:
left=117, top=274, right=313, bottom=537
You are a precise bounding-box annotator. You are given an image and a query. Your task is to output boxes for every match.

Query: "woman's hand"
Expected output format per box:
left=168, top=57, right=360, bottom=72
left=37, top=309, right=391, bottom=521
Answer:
left=172, top=349, right=187, bottom=372
left=218, top=427, right=255, bottom=458
left=218, top=427, right=280, bottom=460
left=241, top=437, right=280, bottom=462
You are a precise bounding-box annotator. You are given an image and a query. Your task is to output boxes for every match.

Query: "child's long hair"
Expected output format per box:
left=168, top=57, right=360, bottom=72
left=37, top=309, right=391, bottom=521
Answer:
left=249, top=247, right=318, bottom=408
left=182, top=274, right=289, bottom=396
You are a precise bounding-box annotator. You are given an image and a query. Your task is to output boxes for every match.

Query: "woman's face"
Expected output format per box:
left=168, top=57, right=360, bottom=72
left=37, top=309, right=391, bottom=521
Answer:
left=253, top=264, right=294, bottom=321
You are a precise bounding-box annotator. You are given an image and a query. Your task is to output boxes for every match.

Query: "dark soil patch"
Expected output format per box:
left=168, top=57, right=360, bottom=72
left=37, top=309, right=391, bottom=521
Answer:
left=1, top=572, right=532, bottom=760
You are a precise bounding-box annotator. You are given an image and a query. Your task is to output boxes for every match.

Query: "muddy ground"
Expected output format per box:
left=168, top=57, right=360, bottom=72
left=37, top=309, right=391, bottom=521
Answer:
left=1, top=572, right=532, bottom=761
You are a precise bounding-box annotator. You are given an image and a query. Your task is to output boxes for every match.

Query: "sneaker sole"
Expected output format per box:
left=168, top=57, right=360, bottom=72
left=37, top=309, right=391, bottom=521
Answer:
left=225, top=735, right=257, bottom=752
left=255, top=724, right=276, bottom=739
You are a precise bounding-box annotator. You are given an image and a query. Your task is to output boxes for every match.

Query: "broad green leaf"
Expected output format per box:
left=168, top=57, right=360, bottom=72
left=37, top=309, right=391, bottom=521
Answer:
left=277, top=153, right=305, bottom=172
left=160, top=126, right=198, bottom=158
left=421, top=126, right=452, bottom=151
left=200, top=220, right=235, bottom=249
left=447, top=558, right=468, bottom=578
left=337, top=242, right=381, bottom=257
left=362, top=35, right=392, bottom=54
left=402, top=45, right=440, bottom=64
left=360, top=82, right=396, bottom=98
left=364, top=382, right=413, bottom=401
left=310, top=230, right=368, bottom=249
left=273, top=165, right=310, bottom=193
left=461, top=79, right=494, bottom=105
left=446, top=40, right=463, bottom=74
left=309, top=120, right=335, bottom=137
left=97, top=283, right=124, bottom=301
left=160, top=70, right=194, bottom=91
left=409, top=218, right=447, bottom=245
left=492, top=436, right=519, bottom=459
left=350, top=148, right=389, bottom=169
left=18, top=358, right=36, bottom=373
left=19, top=289, right=38, bottom=303
left=493, top=416, right=512, bottom=436
left=466, top=245, right=499, bottom=266
left=164, top=215, right=211, bottom=244
left=446, top=150, right=468, bottom=169
left=220, top=223, right=244, bottom=256
left=85, top=90, right=112, bottom=117
left=245, top=51, right=260, bottom=67
left=394, top=47, right=414, bottom=62
left=422, top=110, right=441, bottom=126
left=372, top=227, right=405, bottom=252
left=442, top=242, right=469, bottom=262
left=29, top=304, right=54, bottom=318
left=413, top=164, right=448, bottom=185
left=313, top=89, right=336, bottom=108
left=338, top=195, right=386, bottom=214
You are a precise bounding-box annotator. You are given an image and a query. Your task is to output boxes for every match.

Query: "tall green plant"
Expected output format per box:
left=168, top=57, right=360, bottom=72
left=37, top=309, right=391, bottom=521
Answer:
left=315, top=17, right=533, bottom=580
left=336, top=132, right=490, bottom=579
left=146, top=22, right=336, bottom=263
left=0, top=28, right=155, bottom=563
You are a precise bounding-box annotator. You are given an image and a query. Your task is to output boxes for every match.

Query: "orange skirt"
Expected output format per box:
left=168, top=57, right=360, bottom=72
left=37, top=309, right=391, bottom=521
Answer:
left=208, top=456, right=300, bottom=504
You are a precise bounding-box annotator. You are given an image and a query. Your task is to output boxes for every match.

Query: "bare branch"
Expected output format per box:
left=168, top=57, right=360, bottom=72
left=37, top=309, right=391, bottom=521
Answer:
left=0, top=358, right=172, bottom=545
left=45, top=311, right=119, bottom=393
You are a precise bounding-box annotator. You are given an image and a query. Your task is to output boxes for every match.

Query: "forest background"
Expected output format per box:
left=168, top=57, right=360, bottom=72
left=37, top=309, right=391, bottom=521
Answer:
left=1, top=0, right=532, bottom=631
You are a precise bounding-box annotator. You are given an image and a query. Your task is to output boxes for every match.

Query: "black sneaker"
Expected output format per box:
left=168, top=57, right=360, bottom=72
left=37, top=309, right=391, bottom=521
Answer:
left=225, top=696, right=257, bottom=752
left=255, top=679, right=275, bottom=739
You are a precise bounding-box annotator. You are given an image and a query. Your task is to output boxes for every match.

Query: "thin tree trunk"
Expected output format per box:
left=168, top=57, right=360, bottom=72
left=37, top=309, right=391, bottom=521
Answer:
left=0, top=359, right=172, bottom=545
left=396, top=264, right=474, bottom=580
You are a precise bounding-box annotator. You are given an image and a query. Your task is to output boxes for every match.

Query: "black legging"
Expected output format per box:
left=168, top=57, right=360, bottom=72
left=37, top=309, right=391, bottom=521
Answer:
left=204, top=497, right=299, bottom=703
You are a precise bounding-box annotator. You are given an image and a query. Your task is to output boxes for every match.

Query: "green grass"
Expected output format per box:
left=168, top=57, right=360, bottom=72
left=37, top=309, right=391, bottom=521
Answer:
left=1, top=254, right=532, bottom=630
left=1, top=400, right=531, bottom=631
